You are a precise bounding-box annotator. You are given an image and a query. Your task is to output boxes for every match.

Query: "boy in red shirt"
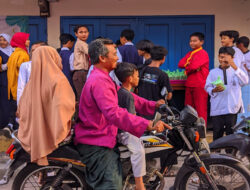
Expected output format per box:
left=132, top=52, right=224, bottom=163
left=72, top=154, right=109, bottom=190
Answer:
left=178, top=32, right=209, bottom=123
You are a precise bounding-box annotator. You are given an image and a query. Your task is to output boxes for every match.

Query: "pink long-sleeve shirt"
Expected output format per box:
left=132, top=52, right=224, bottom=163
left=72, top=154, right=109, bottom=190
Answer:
left=74, top=67, right=156, bottom=148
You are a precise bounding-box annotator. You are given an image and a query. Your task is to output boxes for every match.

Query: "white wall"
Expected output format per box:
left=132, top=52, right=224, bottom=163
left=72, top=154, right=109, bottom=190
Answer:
left=1, top=0, right=250, bottom=65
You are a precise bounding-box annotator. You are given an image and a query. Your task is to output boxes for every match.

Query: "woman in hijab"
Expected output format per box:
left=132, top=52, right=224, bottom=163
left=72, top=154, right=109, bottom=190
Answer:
left=6, top=32, right=30, bottom=132
left=17, top=46, right=75, bottom=166
left=0, top=33, right=13, bottom=129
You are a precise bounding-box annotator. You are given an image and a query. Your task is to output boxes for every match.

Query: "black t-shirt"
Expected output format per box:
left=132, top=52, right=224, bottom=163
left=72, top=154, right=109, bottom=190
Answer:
left=137, top=58, right=152, bottom=71
left=144, top=58, right=152, bottom=66
left=138, top=66, right=173, bottom=101
left=117, top=87, right=136, bottom=114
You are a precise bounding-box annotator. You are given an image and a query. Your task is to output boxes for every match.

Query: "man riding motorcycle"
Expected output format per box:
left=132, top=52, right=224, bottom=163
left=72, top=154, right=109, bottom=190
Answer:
left=74, top=38, right=171, bottom=190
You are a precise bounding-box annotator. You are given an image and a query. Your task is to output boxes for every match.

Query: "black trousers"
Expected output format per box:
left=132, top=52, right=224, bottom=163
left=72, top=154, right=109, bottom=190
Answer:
left=212, top=113, right=237, bottom=141
left=0, top=85, right=11, bottom=128
left=9, top=94, right=18, bottom=130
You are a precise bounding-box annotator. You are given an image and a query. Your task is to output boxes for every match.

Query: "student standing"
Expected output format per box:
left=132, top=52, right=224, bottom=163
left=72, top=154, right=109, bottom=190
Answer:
left=73, top=25, right=89, bottom=102
left=178, top=32, right=209, bottom=123
left=138, top=46, right=172, bottom=103
left=136, top=39, right=154, bottom=66
left=237, top=36, right=250, bottom=79
left=0, top=33, right=13, bottom=129
left=6, top=32, right=30, bottom=131
left=59, top=33, right=76, bottom=90
left=117, top=29, right=143, bottom=66
left=236, top=36, right=250, bottom=118
left=220, top=30, right=246, bottom=72
left=205, top=47, right=248, bottom=140
left=73, top=25, right=89, bottom=119
left=17, top=41, right=47, bottom=105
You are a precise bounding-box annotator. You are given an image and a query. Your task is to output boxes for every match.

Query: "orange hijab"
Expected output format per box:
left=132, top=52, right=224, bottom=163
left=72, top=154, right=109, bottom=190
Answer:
left=17, top=46, right=75, bottom=165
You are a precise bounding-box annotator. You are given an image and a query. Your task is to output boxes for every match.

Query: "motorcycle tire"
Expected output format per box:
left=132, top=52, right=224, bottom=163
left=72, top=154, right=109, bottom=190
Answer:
left=211, top=147, right=250, bottom=170
left=174, top=157, right=250, bottom=190
left=12, top=163, right=90, bottom=190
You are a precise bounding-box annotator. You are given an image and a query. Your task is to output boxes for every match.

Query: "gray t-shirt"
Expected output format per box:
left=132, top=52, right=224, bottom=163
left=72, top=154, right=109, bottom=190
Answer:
left=117, top=87, right=136, bottom=114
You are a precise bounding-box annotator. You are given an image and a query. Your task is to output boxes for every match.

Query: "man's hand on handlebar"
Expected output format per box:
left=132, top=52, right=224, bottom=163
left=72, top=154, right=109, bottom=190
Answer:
left=155, top=99, right=165, bottom=109
left=147, top=120, right=172, bottom=133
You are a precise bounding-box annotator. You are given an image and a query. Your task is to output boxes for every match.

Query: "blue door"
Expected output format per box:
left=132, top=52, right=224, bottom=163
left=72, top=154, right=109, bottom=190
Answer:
left=61, top=16, right=214, bottom=70
left=28, top=16, right=47, bottom=46
left=100, top=18, right=137, bottom=42
left=60, top=17, right=100, bottom=43
left=175, top=16, right=214, bottom=70
left=141, top=17, right=174, bottom=70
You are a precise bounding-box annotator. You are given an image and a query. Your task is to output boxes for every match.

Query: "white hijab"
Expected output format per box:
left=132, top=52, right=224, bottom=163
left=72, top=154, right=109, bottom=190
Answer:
left=0, top=33, right=14, bottom=57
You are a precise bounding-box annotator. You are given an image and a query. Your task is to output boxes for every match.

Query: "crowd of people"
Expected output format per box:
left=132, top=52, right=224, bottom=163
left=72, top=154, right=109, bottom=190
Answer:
left=0, top=26, right=249, bottom=189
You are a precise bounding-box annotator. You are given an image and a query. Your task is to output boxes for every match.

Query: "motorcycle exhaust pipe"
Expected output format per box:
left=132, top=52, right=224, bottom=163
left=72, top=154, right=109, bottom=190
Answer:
left=155, top=170, right=165, bottom=190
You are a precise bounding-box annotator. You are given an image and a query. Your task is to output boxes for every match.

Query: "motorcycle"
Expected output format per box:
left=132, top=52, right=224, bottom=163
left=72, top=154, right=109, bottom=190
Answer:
left=1, top=105, right=250, bottom=190
left=210, top=116, right=250, bottom=170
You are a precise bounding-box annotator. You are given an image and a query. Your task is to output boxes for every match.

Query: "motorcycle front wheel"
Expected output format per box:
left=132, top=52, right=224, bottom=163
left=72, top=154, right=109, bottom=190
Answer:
left=12, top=163, right=89, bottom=190
left=176, top=157, right=250, bottom=190
left=211, top=147, right=250, bottom=170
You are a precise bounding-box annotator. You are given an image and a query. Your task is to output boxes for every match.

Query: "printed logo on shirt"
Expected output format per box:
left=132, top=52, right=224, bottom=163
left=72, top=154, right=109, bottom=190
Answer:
left=141, top=73, right=159, bottom=84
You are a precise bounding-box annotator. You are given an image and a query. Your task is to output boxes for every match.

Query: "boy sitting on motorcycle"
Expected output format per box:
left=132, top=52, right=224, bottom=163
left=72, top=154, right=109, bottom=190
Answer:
left=115, top=62, right=165, bottom=190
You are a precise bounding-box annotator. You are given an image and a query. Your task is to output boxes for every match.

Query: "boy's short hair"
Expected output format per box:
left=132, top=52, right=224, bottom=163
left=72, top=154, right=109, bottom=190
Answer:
left=60, top=33, right=76, bottom=45
left=190, top=32, right=205, bottom=41
left=237, top=36, right=249, bottom=48
left=136, top=40, right=154, bottom=53
left=115, top=62, right=137, bottom=83
left=219, top=47, right=235, bottom=57
left=74, top=25, right=89, bottom=33
left=219, top=30, right=239, bottom=43
left=32, top=41, right=48, bottom=46
left=120, top=29, right=134, bottom=41
left=150, top=46, right=168, bottom=61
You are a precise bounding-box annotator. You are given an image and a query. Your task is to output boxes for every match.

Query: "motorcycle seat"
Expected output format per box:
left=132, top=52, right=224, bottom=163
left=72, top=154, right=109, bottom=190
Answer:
left=48, top=144, right=81, bottom=161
